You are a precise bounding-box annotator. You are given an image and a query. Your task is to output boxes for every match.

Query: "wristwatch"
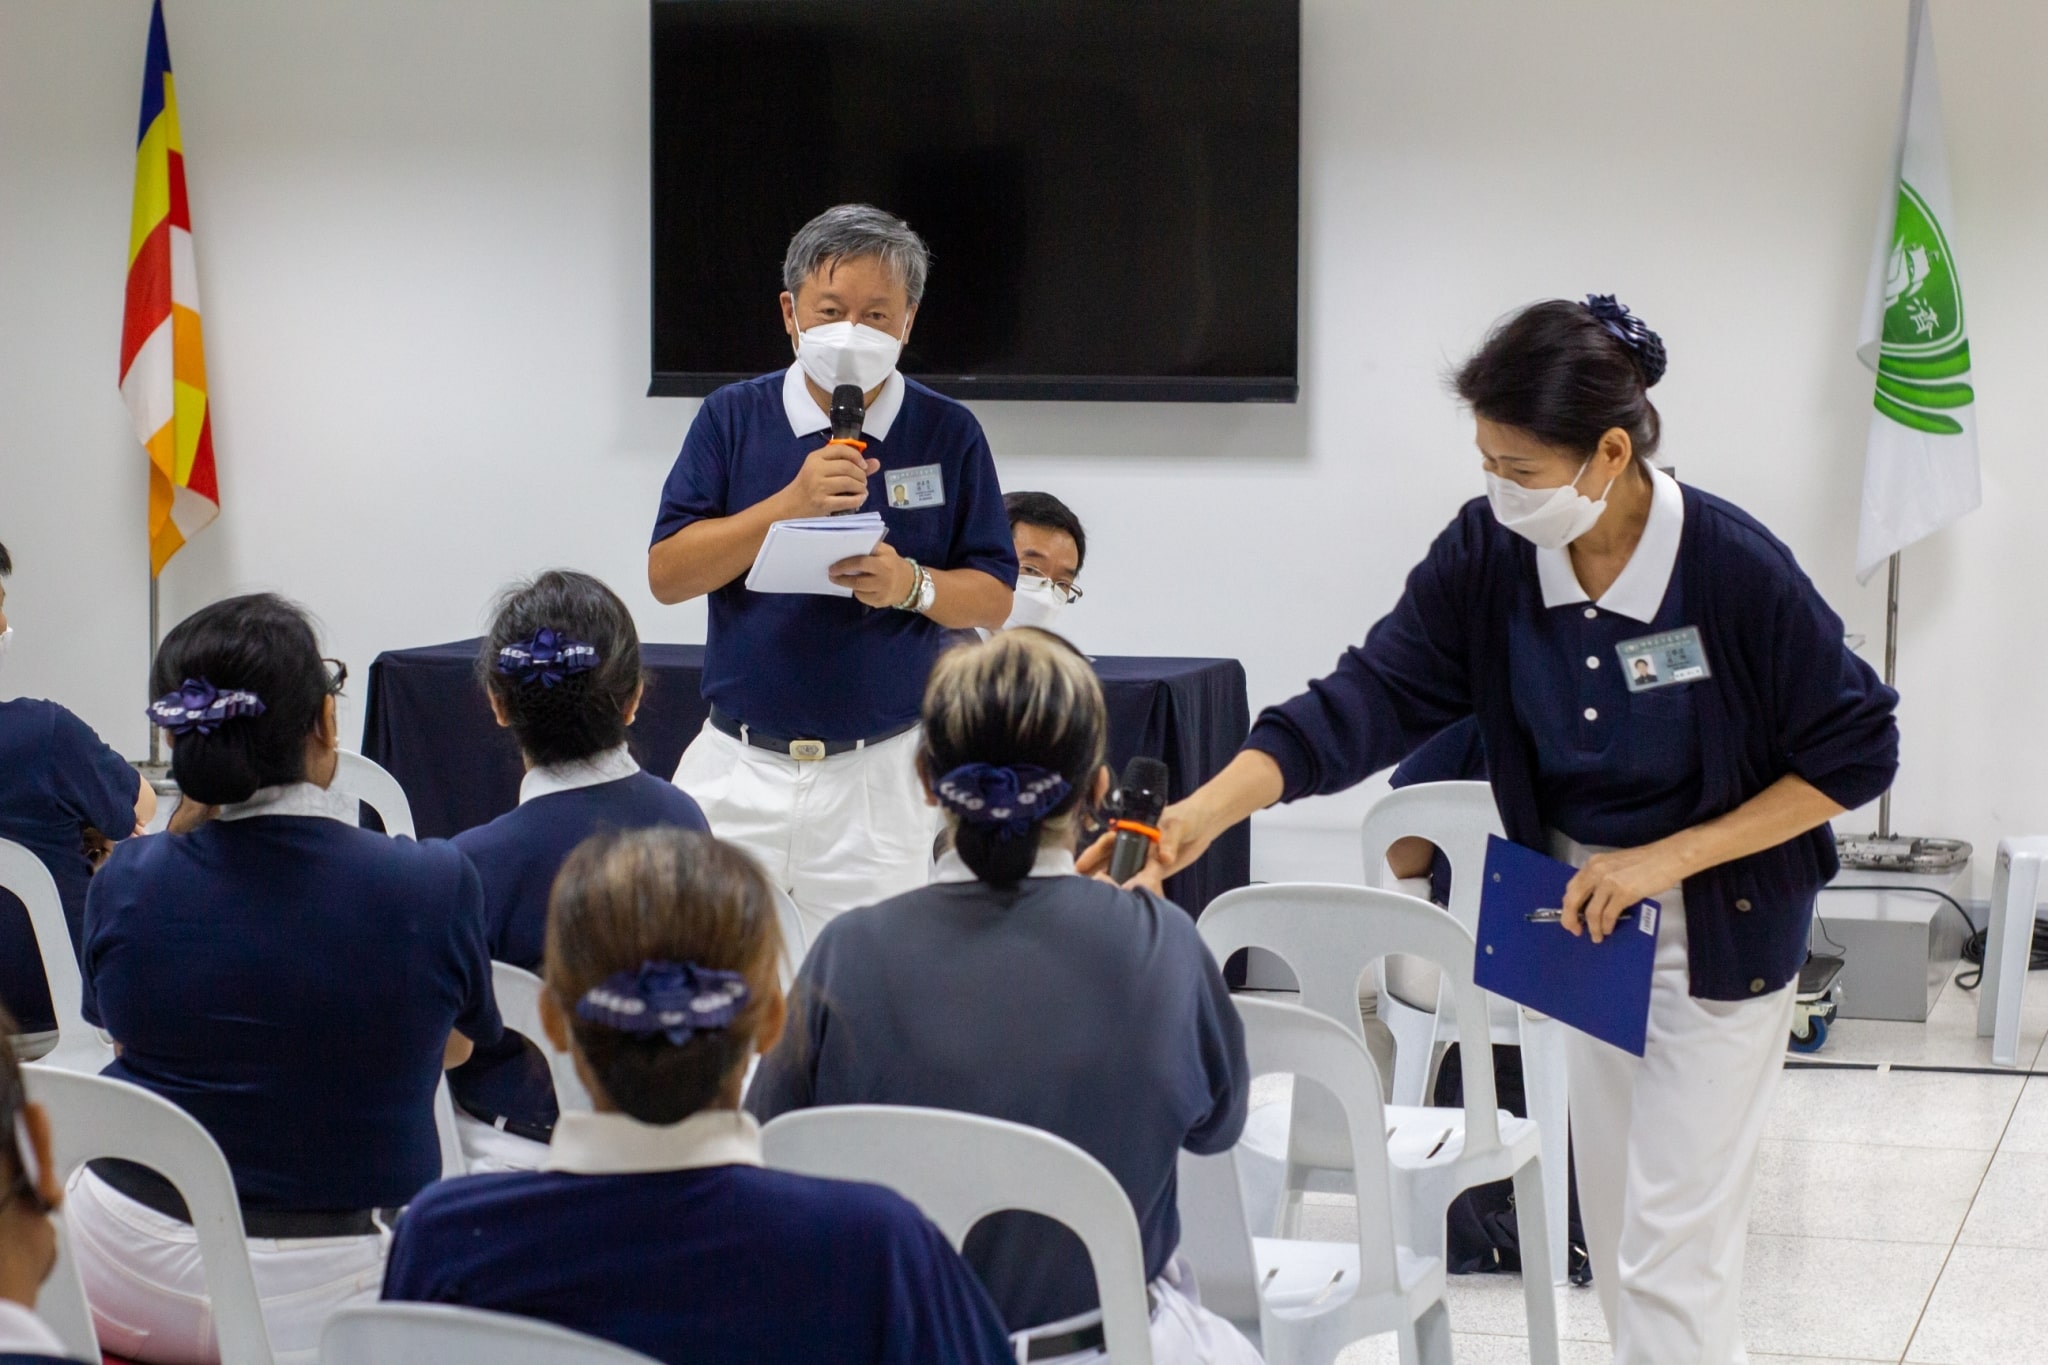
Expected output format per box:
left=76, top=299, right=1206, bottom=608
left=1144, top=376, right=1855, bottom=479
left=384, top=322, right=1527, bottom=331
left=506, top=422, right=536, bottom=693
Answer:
left=892, top=559, right=936, bottom=614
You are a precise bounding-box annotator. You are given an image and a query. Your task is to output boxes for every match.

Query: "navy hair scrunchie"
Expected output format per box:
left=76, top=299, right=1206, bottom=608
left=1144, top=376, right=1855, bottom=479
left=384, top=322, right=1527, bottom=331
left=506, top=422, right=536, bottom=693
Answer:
left=494, top=627, right=600, bottom=689
left=934, top=763, right=1074, bottom=843
left=146, top=678, right=266, bottom=736
left=1582, top=294, right=1668, bottom=387
left=574, top=960, right=749, bottom=1047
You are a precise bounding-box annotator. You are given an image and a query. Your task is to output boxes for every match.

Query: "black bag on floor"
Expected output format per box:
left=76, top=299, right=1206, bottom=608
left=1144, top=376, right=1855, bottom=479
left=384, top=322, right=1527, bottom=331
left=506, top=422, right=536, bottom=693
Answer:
left=1431, top=1042, right=1591, bottom=1283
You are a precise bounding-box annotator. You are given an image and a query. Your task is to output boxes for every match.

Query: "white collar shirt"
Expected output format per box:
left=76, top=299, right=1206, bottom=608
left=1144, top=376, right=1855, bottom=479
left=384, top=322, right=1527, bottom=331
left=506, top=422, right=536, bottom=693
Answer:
left=0, top=1299, right=69, bottom=1355
left=1534, top=465, right=1685, bottom=624
left=215, top=781, right=356, bottom=824
left=544, top=1107, right=763, bottom=1176
left=518, top=743, right=639, bottom=805
left=782, top=362, right=905, bottom=442
left=931, top=844, right=1080, bottom=885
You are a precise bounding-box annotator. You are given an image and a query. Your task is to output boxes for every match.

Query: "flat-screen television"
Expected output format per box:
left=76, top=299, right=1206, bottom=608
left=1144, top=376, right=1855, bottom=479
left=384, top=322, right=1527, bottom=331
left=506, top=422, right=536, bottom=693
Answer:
left=650, top=0, right=1300, bottom=402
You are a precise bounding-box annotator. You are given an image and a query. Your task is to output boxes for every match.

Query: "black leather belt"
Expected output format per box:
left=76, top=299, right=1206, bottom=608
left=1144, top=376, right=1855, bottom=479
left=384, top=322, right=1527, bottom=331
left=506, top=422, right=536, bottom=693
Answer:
left=708, top=706, right=916, bottom=762
left=454, top=1100, right=553, bottom=1146
left=1021, top=1291, right=1159, bottom=1361
left=90, top=1158, right=400, bottom=1239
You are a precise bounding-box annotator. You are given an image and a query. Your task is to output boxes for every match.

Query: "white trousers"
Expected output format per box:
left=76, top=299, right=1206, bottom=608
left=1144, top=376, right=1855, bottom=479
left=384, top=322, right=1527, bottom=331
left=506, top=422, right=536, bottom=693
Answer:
left=1019, top=1257, right=1263, bottom=1365
left=672, top=721, right=934, bottom=944
left=1563, top=886, right=1795, bottom=1365
left=63, top=1168, right=388, bottom=1365
left=452, top=1110, right=551, bottom=1174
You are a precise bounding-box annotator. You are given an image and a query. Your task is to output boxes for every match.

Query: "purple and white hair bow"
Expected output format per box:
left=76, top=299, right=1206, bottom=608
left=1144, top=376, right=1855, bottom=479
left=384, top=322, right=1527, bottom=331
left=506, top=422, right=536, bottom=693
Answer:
left=494, top=627, right=600, bottom=688
left=934, top=762, right=1073, bottom=842
left=146, top=678, right=266, bottom=736
left=575, top=960, right=750, bottom=1046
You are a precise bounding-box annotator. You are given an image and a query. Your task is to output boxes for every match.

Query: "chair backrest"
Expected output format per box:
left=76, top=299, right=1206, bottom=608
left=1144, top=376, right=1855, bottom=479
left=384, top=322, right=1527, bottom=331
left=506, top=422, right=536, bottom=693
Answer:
left=490, top=960, right=592, bottom=1113
left=321, top=1303, right=661, bottom=1365
left=768, top=883, right=806, bottom=989
left=762, top=1105, right=1155, bottom=1365
left=0, top=838, right=112, bottom=1074
left=25, top=1065, right=275, bottom=1365
left=331, top=750, right=416, bottom=839
left=1359, top=780, right=1502, bottom=931
left=1198, top=884, right=1502, bottom=1157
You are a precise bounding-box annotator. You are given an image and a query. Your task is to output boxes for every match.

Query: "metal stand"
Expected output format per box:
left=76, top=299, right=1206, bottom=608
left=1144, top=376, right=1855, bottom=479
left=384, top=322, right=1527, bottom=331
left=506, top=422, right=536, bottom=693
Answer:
left=1838, top=550, right=1970, bottom=873
left=136, top=570, right=176, bottom=796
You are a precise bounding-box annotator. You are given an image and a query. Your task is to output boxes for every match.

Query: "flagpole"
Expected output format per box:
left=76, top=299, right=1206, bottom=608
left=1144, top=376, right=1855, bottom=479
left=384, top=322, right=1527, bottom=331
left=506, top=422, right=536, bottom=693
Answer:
left=1877, top=551, right=1899, bottom=839
left=148, top=568, right=161, bottom=766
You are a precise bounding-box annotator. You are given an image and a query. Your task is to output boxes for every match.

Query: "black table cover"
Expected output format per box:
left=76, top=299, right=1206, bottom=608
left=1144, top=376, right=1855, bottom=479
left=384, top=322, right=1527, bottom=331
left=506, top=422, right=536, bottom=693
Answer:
left=362, top=640, right=1252, bottom=917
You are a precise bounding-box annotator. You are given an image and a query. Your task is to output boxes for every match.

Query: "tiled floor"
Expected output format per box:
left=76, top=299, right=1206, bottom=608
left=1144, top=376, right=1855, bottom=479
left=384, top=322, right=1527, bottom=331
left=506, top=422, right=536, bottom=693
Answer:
left=1284, top=965, right=2048, bottom=1363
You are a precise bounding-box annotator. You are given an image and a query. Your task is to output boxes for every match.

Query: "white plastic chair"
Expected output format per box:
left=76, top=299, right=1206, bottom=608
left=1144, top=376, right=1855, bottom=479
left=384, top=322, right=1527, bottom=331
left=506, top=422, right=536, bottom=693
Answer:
left=491, top=960, right=593, bottom=1113
left=1178, top=998, right=1452, bottom=1364
left=24, top=1064, right=275, bottom=1365
left=331, top=750, right=416, bottom=838
left=1362, top=781, right=1572, bottom=1284
left=1199, top=884, right=1561, bottom=1363
left=322, top=1302, right=661, bottom=1364
left=762, top=1105, right=1155, bottom=1365
left=1979, top=836, right=2048, bottom=1067
left=0, top=838, right=114, bottom=1073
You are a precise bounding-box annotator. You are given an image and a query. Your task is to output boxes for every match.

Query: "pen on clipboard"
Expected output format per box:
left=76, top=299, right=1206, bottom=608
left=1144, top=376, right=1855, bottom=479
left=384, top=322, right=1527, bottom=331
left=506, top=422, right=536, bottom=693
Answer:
left=1526, top=907, right=1634, bottom=924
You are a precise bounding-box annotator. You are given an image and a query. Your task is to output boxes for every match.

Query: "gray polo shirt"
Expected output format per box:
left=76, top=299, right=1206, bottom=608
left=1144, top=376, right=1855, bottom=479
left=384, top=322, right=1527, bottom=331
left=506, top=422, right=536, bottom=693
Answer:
left=746, top=848, right=1249, bottom=1331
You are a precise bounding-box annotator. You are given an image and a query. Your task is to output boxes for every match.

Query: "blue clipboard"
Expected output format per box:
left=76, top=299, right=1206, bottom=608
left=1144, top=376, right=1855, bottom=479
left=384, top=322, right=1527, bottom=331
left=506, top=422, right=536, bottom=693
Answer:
left=1473, top=835, right=1660, bottom=1057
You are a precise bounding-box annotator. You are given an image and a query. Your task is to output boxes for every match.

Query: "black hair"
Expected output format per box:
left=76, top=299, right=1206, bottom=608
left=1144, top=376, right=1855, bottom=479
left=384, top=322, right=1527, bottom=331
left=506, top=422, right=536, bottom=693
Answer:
left=919, top=630, right=1106, bottom=887
left=479, top=570, right=645, bottom=768
left=151, top=594, right=334, bottom=806
left=1454, top=298, right=1666, bottom=460
left=1003, top=491, right=1087, bottom=574
left=0, top=541, right=11, bottom=576
left=545, top=829, right=782, bottom=1125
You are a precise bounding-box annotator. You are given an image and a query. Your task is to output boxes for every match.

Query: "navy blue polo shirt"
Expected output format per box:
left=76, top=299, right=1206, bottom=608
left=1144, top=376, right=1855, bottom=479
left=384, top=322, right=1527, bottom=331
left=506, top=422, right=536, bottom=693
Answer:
left=651, top=368, right=1017, bottom=741
left=0, top=699, right=139, bottom=1034
left=383, top=1164, right=1016, bottom=1365
left=81, top=811, right=502, bottom=1210
left=447, top=769, right=708, bottom=1133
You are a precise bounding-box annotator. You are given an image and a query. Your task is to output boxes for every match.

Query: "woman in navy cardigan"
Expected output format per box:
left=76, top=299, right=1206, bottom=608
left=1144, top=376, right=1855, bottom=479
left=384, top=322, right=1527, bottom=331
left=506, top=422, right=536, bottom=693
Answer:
left=1107, top=298, right=1899, bottom=1364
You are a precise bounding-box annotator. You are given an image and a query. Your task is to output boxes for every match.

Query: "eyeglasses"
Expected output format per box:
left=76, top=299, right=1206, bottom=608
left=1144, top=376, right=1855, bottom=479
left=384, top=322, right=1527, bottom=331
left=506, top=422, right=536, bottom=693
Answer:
left=1019, top=565, right=1083, bottom=605
left=323, top=657, right=349, bottom=696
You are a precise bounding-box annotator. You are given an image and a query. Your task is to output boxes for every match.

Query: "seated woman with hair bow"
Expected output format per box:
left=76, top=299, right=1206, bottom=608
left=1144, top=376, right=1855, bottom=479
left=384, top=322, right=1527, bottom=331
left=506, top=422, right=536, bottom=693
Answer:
left=747, top=629, right=1259, bottom=1365
left=69, top=593, right=501, bottom=1365
left=383, top=827, right=1015, bottom=1365
left=447, top=570, right=708, bottom=1172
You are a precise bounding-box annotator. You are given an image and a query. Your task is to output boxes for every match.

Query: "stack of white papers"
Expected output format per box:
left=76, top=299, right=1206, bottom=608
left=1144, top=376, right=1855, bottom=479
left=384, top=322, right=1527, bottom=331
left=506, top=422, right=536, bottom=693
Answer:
left=745, top=513, right=888, bottom=597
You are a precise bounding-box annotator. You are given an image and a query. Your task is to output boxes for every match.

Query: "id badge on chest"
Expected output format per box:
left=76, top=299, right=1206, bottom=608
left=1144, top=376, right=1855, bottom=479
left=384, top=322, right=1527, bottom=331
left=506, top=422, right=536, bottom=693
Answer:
left=1616, top=626, right=1711, bottom=692
left=883, top=463, right=945, bottom=510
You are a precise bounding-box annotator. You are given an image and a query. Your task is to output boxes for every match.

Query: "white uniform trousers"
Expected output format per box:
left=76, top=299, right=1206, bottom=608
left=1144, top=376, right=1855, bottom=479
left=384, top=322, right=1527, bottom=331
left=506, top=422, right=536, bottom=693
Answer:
left=672, top=721, right=934, bottom=944
left=1018, top=1256, right=1263, bottom=1365
left=63, top=1167, right=389, bottom=1365
left=1562, top=884, right=1795, bottom=1365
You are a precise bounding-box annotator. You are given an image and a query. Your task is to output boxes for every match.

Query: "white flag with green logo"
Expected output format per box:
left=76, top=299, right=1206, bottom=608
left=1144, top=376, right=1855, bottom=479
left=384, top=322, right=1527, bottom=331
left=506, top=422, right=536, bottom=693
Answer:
left=1855, top=0, right=1979, bottom=583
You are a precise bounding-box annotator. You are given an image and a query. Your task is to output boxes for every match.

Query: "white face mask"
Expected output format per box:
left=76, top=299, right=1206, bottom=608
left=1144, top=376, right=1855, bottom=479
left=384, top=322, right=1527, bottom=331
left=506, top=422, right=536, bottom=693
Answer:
left=1003, top=574, right=1069, bottom=632
left=792, top=318, right=904, bottom=394
left=1484, top=458, right=1616, bottom=550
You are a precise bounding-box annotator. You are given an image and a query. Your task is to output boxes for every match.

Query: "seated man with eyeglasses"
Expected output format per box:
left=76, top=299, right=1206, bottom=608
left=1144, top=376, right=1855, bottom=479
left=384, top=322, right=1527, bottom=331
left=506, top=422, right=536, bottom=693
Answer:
left=1000, top=491, right=1085, bottom=632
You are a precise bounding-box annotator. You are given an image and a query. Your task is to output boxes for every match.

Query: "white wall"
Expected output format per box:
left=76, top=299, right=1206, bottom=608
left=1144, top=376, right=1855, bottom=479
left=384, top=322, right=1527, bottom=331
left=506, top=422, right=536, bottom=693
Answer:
left=5, top=0, right=2046, bottom=891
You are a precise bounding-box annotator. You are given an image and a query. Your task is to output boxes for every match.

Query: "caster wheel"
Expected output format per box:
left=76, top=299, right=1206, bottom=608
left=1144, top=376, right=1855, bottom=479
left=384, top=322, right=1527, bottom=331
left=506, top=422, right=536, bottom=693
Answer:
left=1789, top=1015, right=1829, bottom=1053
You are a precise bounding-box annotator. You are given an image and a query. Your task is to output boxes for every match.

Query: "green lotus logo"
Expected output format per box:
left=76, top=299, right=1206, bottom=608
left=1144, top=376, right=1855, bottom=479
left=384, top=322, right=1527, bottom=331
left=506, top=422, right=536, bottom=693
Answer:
left=1875, top=181, right=1972, bottom=435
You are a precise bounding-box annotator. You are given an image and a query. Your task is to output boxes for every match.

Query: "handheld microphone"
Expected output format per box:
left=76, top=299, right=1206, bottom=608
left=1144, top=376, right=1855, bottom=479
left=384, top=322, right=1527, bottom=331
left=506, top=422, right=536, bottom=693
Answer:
left=1108, top=756, right=1170, bottom=885
left=828, top=383, right=868, bottom=516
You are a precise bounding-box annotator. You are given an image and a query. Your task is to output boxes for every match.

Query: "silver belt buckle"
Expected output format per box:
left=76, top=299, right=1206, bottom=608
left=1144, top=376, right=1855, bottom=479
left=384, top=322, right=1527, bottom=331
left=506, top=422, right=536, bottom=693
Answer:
left=788, top=739, right=827, bottom=762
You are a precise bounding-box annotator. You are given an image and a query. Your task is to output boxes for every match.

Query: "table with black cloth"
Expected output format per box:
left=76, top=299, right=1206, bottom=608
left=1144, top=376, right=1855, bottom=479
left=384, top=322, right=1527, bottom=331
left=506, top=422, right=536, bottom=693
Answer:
left=362, top=640, right=1252, bottom=917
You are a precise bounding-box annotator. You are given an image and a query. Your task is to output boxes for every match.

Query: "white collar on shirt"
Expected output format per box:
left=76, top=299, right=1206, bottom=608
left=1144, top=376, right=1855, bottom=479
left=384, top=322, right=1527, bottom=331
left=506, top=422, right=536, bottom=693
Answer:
left=545, top=1107, right=763, bottom=1176
left=519, top=743, right=639, bottom=805
left=1534, top=464, right=1685, bottom=624
left=0, top=1298, right=69, bottom=1355
left=782, top=362, right=905, bottom=442
left=214, top=781, right=356, bottom=824
left=932, top=844, right=1080, bottom=886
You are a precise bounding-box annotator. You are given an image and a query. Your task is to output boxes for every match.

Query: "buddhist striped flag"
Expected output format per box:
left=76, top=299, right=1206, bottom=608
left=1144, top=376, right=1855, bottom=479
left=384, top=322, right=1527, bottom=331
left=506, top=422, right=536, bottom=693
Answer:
left=122, top=0, right=218, bottom=576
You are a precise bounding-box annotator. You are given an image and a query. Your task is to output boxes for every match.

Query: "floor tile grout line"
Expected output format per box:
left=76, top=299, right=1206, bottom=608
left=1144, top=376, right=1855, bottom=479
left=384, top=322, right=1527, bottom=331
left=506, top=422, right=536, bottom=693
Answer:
left=1893, top=1075, right=2029, bottom=1363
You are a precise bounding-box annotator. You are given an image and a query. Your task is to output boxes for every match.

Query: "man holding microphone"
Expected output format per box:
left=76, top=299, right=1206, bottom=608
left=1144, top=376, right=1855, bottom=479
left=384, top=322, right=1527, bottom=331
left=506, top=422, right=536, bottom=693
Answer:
left=649, top=204, right=1016, bottom=938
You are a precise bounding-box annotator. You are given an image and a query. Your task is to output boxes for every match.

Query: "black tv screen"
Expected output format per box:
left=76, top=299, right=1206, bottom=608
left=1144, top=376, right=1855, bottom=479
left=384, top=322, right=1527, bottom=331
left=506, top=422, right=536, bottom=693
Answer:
left=650, top=0, right=1300, bottom=402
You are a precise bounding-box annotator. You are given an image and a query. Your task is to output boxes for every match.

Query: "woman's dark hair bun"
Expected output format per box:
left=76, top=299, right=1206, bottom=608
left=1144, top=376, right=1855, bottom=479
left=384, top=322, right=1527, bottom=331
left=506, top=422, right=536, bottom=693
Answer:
left=1453, top=297, right=1665, bottom=460
left=151, top=593, right=332, bottom=806
left=1582, top=294, right=1668, bottom=387
left=480, top=570, right=645, bottom=769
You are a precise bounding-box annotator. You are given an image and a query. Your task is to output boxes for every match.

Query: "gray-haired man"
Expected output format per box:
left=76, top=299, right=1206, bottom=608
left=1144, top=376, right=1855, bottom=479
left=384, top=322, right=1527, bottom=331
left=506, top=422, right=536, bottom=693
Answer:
left=649, top=204, right=1017, bottom=937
